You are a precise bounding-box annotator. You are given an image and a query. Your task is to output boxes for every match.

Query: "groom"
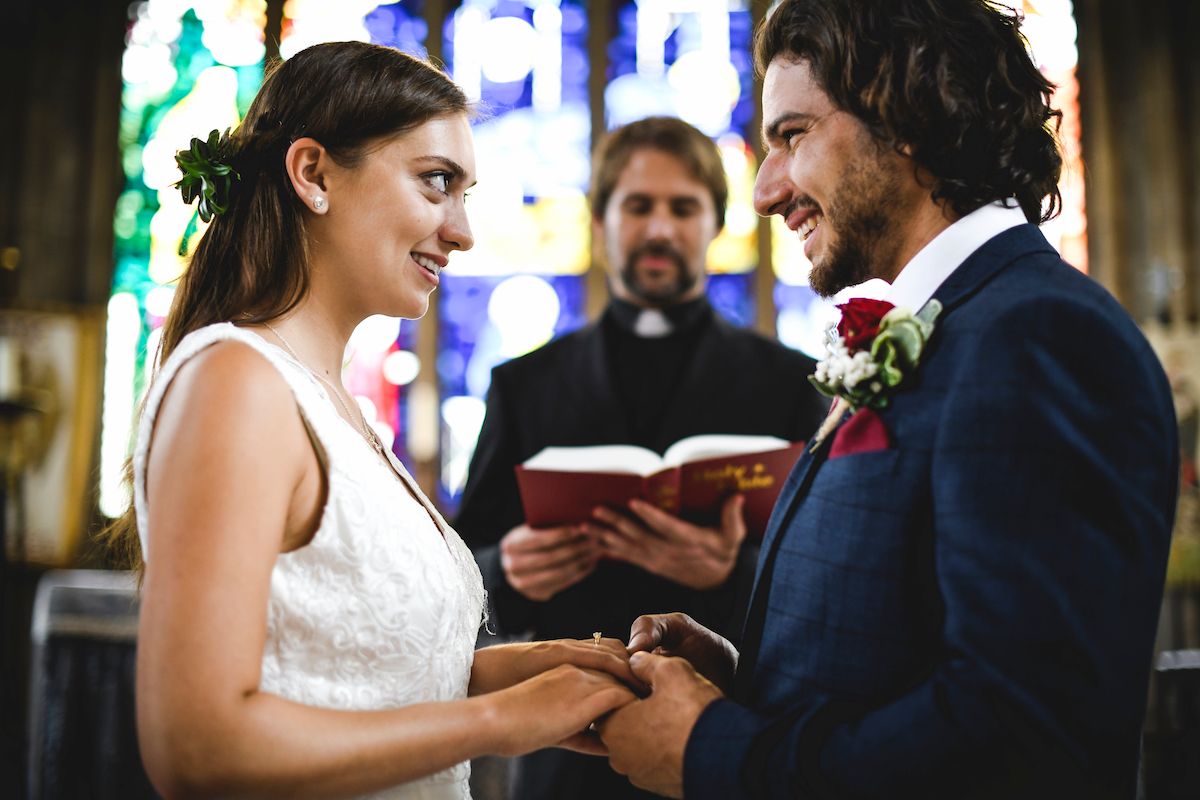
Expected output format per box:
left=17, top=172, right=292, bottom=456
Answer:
left=596, top=1, right=1179, bottom=798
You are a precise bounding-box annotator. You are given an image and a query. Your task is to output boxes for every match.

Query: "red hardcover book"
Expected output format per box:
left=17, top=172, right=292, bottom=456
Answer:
left=514, top=435, right=805, bottom=539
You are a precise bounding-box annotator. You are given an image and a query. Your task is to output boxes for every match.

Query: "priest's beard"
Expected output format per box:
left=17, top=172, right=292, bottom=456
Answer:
left=619, top=242, right=700, bottom=306
left=808, top=147, right=905, bottom=298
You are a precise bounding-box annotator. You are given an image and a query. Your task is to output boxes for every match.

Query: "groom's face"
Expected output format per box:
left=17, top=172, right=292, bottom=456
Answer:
left=754, top=57, right=917, bottom=297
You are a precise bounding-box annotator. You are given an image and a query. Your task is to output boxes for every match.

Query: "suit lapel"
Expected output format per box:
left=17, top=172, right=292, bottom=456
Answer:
left=930, top=223, right=1055, bottom=316
left=733, top=427, right=839, bottom=700
left=754, top=415, right=838, bottom=573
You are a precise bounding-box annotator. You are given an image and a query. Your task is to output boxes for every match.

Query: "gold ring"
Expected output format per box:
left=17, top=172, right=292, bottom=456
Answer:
left=593, top=631, right=602, bottom=646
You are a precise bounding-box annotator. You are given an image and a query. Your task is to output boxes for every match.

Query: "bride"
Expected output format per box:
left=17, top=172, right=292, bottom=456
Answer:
left=105, top=41, right=636, bottom=799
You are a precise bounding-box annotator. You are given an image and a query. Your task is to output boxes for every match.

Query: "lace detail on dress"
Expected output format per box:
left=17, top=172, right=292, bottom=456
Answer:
left=133, top=323, right=486, bottom=800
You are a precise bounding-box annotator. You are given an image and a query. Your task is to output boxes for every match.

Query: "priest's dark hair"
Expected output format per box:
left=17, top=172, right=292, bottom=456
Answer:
left=754, top=0, right=1062, bottom=224
left=589, top=116, right=728, bottom=231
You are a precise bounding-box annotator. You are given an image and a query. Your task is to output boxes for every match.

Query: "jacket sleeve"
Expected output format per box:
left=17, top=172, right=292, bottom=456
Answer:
left=454, top=366, right=538, bottom=635
left=683, top=297, right=1178, bottom=799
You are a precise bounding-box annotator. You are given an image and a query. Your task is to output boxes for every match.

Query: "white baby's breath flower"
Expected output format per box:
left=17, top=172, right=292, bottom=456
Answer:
left=842, top=351, right=879, bottom=390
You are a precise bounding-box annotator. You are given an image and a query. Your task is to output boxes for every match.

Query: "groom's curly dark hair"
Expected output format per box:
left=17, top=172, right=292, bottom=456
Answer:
left=755, top=0, right=1063, bottom=224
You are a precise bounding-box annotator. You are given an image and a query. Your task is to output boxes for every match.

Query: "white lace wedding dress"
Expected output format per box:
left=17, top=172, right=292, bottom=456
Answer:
left=133, top=322, right=487, bottom=800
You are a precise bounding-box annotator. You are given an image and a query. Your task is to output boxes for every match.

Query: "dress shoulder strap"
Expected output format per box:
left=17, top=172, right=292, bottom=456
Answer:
left=131, top=322, right=328, bottom=561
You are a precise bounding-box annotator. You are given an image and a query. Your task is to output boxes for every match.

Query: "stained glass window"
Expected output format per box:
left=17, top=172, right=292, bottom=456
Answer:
left=102, top=1, right=1086, bottom=518
left=437, top=0, right=592, bottom=507
left=1008, top=0, right=1086, bottom=271
left=101, top=0, right=267, bottom=517
left=606, top=0, right=758, bottom=326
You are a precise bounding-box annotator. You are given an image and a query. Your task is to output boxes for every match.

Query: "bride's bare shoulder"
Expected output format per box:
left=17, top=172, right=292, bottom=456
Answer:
left=170, top=337, right=287, bottom=394
left=151, top=338, right=307, bottom=456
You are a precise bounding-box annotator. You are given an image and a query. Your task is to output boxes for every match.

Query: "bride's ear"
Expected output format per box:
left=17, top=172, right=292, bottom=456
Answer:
left=285, top=137, right=330, bottom=215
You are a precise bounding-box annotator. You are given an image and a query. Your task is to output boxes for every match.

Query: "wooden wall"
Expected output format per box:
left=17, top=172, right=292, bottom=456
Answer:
left=0, top=0, right=126, bottom=309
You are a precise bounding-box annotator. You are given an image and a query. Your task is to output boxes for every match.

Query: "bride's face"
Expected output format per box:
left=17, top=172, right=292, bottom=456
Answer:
left=314, top=113, right=477, bottom=320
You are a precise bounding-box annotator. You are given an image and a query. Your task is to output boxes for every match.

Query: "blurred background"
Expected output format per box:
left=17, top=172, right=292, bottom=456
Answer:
left=0, top=0, right=1197, bottom=797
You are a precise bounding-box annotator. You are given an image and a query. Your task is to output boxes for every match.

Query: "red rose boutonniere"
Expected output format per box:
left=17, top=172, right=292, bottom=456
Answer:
left=808, top=297, right=942, bottom=447
left=836, top=297, right=896, bottom=352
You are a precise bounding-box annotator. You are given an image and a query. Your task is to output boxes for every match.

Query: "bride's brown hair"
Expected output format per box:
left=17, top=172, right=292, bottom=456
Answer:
left=102, top=42, right=468, bottom=571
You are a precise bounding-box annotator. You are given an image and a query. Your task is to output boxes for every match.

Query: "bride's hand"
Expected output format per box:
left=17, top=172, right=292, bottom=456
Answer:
left=481, top=666, right=636, bottom=757
left=470, top=638, right=645, bottom=696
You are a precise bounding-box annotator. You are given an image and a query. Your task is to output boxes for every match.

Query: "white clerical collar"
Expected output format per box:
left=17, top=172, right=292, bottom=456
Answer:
left=634, top=308, right=673, bottom=337
left=885, top=201, right=1028, bottom=311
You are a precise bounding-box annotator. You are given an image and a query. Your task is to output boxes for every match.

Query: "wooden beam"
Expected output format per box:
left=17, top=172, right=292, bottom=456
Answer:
left=412, top=0, right=449, bottom=500
left=264, top=0, right=283, bottom=65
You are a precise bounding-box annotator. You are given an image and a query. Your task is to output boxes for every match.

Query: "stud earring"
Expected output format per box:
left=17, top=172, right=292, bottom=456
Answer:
left=312, top=196, right=327, bottom=211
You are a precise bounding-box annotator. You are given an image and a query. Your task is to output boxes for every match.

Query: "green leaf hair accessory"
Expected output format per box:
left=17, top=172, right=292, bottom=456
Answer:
left=174, top=128, right=240, bottom=223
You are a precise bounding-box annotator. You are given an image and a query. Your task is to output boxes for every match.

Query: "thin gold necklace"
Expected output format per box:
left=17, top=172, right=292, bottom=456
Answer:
left=262, top=321, right=386, bottom=457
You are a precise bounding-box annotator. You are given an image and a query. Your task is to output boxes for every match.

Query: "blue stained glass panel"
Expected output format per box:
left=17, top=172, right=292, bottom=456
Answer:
left=708, top=273, right=756, bottom=329
left=366, top=1, right=428, bottom=56
left=361, top=0, right=430, bottom=470
left=103, top=3, right=268, bottom=516
left=605, top=1, right=759, bottom=283
left=606, top=1, right=751, bottom=137
left=438, top=275, right=586, bottom=399
left=438, top=1, right=591, bottom=508
left=773, top=282, right=828, bottom=359
left=437, top=274, right=587, bottom=509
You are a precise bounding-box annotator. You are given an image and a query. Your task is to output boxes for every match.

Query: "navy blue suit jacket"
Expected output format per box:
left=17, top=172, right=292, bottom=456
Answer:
left=684, top=225, right=1178, bottom=799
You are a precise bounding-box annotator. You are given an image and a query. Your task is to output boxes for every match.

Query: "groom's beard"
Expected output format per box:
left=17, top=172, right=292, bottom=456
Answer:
left=808, top=144, right=904, bottom=298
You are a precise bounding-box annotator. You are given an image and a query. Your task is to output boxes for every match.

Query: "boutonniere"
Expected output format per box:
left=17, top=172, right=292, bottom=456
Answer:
left=808, top=297, right=942, bottom=449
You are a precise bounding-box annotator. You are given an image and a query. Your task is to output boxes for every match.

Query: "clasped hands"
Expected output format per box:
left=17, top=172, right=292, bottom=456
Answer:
left=494, top=499, right=744, bottom=796
left=489, top=615, right=733, bottom=799
left=499, top=494, right=748, bottom=602
left=591, top=613, right=737, bottom=799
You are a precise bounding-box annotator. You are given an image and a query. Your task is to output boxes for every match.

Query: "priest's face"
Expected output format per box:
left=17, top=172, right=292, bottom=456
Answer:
left=594, top=148, right=717, bottom=308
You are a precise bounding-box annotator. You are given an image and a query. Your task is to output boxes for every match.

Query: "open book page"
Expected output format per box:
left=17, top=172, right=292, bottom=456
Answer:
left=521, top=444, right=664, bottom=477
left=662, top=434, right=792, bottom=467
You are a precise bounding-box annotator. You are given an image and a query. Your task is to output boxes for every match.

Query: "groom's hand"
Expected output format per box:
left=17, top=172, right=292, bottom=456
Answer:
left=595, top=652, right=723, bottom=799
left=588, top=494, right=746, bottom=590
left=627, top=613, right=738, bottom=694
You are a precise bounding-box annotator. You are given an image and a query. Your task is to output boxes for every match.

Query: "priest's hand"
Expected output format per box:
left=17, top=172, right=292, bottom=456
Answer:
left=588, top=495, right=745, bottom=590
left=499, top=523, right=600, bottom=602
left=595, top=651, right=723, bottom=799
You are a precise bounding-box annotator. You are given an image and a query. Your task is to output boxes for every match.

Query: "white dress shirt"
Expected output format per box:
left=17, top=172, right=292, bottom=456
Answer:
left=884, top=201, right=1030, bottom=312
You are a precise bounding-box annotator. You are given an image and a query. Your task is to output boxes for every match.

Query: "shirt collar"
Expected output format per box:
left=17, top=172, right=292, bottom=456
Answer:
left=884, top=201, right=1028, bottom=311
left=607, top=296, right=711, bottom=338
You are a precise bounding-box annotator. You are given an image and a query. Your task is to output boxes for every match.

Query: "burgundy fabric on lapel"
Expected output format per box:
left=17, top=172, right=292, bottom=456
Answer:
left=829, top=408, right=891, bottom=459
